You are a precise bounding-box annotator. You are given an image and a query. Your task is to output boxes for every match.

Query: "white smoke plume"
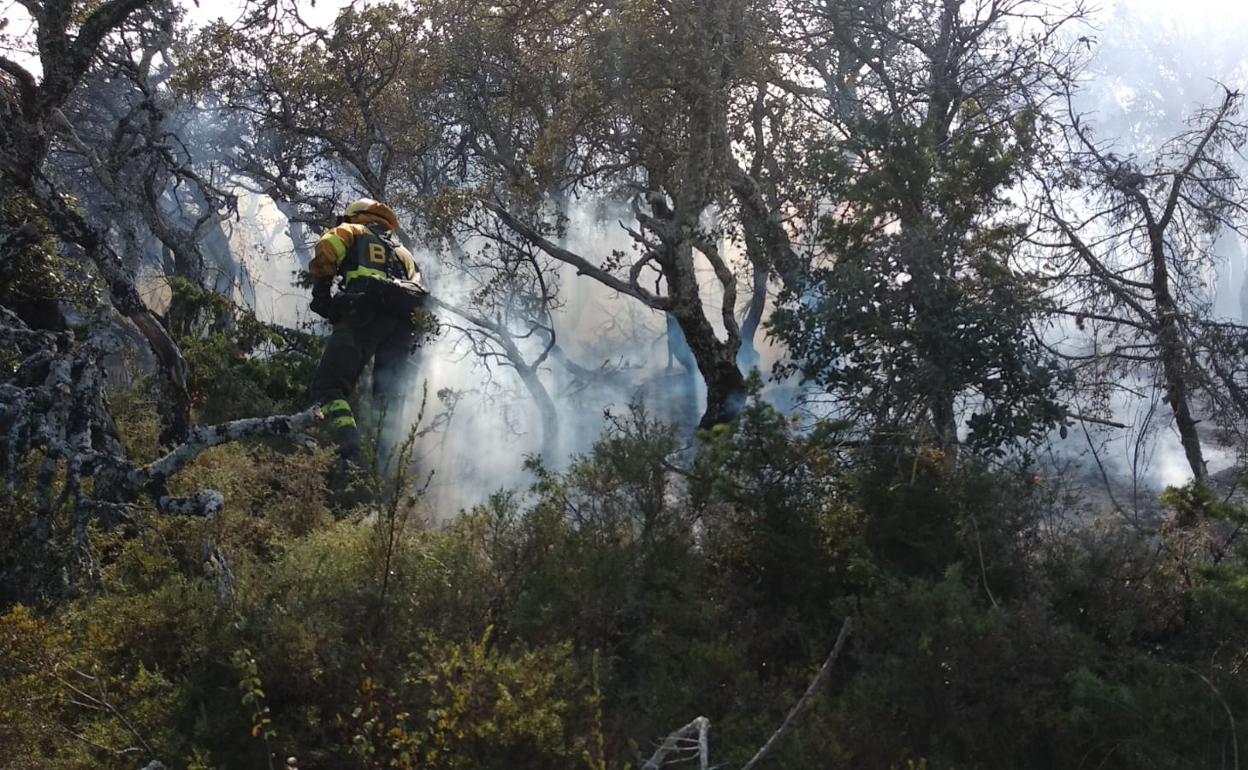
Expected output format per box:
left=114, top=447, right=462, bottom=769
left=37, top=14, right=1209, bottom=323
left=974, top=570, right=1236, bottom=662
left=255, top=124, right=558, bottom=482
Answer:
left=78, top=0, right=1248, bottom=518
left=1041, top=1, right=1248, bottom=505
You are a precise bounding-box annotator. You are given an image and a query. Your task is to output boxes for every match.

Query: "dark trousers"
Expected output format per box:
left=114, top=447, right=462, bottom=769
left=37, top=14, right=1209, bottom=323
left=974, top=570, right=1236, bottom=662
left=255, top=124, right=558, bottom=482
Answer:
left=310, top=309, right=415, bottom=461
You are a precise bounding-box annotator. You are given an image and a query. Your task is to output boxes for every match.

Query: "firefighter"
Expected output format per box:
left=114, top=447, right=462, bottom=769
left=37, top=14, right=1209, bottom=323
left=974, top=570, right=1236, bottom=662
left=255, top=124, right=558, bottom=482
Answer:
left=307, top=198, right=427, bottom=467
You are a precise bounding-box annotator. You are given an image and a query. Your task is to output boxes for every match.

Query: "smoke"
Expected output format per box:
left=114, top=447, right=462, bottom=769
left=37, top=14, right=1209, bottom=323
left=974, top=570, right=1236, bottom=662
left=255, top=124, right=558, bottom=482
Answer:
left=1039, top=2, right=1248, bottom=501
left=98, top=0, right=1248, bottom=517
left=220, top=194, right=309, bottom=327
left=119, top=87, right=728, bottom=514
left=390, top=201, right=745, bottom=514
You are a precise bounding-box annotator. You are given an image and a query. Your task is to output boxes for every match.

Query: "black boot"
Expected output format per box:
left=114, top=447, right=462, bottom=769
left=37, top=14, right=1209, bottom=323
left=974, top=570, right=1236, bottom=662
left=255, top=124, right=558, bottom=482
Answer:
left=327, top=427, right=371, bottom=510
left=337, top=425, right=365, bottom=468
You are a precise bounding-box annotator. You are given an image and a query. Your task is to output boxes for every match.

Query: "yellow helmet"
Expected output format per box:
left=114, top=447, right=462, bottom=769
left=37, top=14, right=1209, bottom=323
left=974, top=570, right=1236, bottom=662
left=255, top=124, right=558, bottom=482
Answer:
left=344, top=198, right=400, bottom=231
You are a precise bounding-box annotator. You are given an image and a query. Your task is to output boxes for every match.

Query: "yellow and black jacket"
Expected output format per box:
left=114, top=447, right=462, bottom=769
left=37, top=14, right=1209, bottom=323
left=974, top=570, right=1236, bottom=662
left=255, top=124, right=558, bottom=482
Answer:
left=309, top=219, right=418, bottom=287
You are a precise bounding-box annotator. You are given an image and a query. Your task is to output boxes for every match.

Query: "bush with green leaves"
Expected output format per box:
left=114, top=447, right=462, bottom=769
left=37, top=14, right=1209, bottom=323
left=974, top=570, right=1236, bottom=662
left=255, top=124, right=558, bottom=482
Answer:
left=5, top=394, right=1248, bottom=770
left=164, top=277, right=322, bottom=423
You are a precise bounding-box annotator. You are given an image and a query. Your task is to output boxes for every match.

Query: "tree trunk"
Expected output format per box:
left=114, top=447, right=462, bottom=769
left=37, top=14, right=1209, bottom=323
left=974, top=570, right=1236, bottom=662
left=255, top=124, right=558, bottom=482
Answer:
left=277, top=201, right=315, bottom=268
left=737, top=211, right=771, bottom=371
left=33, top=177, right=191, bottom=444
left=666, top=242, right=746, bottom=428
left=517, top=363, right=560, bottom=461
left=1150, top=230, right=1207, bottom=481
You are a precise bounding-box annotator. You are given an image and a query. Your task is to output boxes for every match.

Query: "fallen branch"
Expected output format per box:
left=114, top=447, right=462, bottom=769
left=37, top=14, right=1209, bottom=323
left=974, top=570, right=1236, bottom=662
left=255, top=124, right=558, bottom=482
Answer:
left=642, top=716, right=710, bottom=770
left=639, top=617, right=854, bottom=770
left=138, top=407, right=322, bottom=488
left=0, top=306, right=324, bottom=523
left=740, top=616, right=853, bottom=770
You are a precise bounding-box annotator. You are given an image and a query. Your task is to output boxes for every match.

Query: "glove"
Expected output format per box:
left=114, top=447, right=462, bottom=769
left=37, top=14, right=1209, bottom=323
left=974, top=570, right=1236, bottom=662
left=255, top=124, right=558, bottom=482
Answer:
left=310, top=294, right=334, bottom=319
left=310, top=281, right=334, bottom=320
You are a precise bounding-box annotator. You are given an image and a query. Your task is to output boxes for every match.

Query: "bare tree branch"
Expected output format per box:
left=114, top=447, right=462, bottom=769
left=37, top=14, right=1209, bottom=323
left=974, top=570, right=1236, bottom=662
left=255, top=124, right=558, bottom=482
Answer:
left=740, top=616, right=853, bottom=770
